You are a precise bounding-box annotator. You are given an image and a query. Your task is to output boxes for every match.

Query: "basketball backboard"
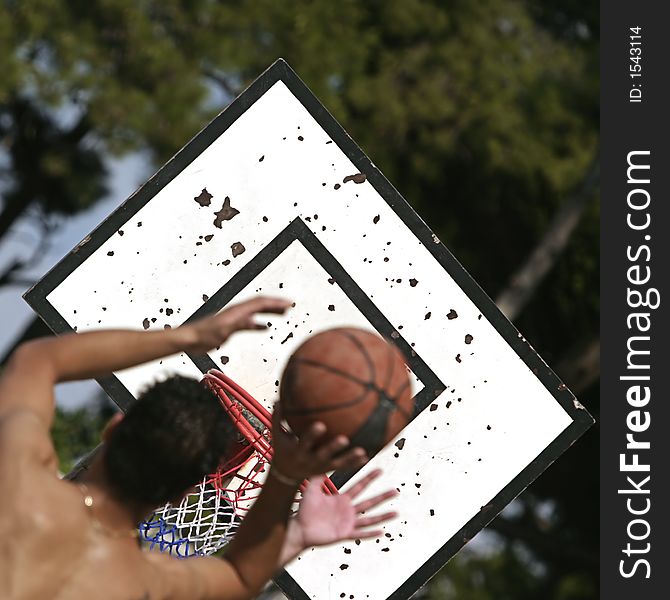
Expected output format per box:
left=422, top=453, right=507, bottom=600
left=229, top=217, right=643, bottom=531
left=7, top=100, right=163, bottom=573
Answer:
left=25, top=59, right=593, bottom=600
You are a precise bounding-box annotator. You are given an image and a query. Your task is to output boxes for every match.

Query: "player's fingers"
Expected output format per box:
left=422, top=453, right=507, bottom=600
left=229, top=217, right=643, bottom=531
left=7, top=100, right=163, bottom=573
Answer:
left=354, top=511, right=398, bottom=528
left=271, top=403, right=291, bottom=438
left=352, top=489, right=399, bottom=514
left=329, top=447, right=368, bottom=471
left=313, top=434, right=350, bottom=459
left=272, top=402, right=282, bottom=424
left=298, top=421, right=328, bottom=451
left=343, top=468, right=383, bottom=499
left=243, top=296, right=293, bottom=315
left=348, top=529, right=384, bottom=540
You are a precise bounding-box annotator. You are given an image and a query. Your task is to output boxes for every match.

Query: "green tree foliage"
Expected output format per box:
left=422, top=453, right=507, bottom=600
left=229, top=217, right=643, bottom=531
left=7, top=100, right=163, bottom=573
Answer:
left=429, top=544, right=597, bottom=600
left=50, top=406, right=101, bottom=473
left=3, top=1, right=598, bottom=597
left=50, top=398, right=116, bottom=473
left=2, top=0, right=599, bottom=345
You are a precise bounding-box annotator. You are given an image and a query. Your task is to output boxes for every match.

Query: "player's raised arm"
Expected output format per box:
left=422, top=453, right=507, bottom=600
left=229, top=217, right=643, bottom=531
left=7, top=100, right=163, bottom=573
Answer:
left=0, top=296, right=291, bottom=427
left=160, top=409, right=379, bottom=600
left=151, top=468, right=398, bottom=600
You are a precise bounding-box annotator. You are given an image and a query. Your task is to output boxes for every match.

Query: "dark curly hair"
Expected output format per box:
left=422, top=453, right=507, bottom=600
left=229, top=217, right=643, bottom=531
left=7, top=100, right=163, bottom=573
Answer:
left=104, top=375, right=235, bottom=507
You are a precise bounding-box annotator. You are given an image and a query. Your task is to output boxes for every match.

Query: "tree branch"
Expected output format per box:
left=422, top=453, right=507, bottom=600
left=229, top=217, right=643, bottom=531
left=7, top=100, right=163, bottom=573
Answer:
left=0, top=214, right=54, bottom=289
left=0, top=194, right=31, bottom=240
left=554, top=337, right=600, bottom=395
left=495, top=155, right=599, bottom=321
left=202, top=67, right=241, bottom=100
left=0, top=259, right=24, bottom=287
left=487, top=514, right=598, bottom=571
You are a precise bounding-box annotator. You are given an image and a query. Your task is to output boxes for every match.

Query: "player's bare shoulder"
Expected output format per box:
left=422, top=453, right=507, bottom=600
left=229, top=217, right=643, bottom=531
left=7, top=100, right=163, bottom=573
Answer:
left=0, top=409, right=58, bottom=471
left=144, top=551, right=208, bottom=600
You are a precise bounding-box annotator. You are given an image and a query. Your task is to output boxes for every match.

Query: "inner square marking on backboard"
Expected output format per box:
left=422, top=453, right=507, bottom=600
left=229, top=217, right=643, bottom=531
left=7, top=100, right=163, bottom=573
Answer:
left=183, top=217, right=446, bottom=486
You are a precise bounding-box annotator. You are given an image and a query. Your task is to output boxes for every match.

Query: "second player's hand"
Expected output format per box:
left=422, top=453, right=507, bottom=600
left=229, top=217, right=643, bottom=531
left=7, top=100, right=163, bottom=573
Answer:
left=279, top=469, right=398, bottom=564
left=296, top=469, right=398, bottom=546
left=184, top=297, right=292, bottom=354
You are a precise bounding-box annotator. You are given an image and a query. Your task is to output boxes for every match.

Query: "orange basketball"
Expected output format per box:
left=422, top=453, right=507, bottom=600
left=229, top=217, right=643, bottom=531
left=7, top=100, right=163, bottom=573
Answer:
left=279, top=327, right=413, bottom=456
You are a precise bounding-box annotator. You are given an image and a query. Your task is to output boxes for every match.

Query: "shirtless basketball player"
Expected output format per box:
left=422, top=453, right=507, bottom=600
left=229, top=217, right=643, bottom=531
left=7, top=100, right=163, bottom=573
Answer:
left=0, top=297, right=398, bottom=599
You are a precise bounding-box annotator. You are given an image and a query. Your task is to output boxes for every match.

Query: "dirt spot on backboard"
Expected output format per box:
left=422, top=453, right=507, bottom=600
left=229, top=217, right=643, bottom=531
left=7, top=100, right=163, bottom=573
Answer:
left=343, top=173, right=367, bottom=184
left=465, top=334, right=473, bottom=344
left=142, top=318, right=150, bottom=330
left=394, top=438, right=406, bottom=450
left=194, top=189, right=213, bottom=207
left=214, top=197, right=240, bottom=227
left=231, top=242, right=246, bottom=257
left=447, top=309, right=458, bottom=320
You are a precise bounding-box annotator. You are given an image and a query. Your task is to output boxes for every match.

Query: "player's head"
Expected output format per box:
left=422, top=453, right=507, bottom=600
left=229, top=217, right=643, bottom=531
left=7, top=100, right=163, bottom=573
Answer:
left=102, top=375, right=235, bottom=507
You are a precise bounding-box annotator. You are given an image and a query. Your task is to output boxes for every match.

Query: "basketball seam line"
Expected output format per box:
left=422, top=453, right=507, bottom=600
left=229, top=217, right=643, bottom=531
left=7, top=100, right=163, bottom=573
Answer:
left=283, top=357, right=413, bottom=420
left=336, top=329, right=377, bottom=382
left=337, top=329, right=409, bottom=401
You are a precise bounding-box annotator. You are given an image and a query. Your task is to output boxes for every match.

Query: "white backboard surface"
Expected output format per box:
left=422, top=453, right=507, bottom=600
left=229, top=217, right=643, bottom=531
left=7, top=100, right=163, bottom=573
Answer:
left=25, top=60, right=593, bottom=600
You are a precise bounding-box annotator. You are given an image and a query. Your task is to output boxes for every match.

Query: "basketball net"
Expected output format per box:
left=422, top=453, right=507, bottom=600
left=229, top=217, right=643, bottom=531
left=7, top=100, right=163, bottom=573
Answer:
left=139, top=369, right=337, bottom=557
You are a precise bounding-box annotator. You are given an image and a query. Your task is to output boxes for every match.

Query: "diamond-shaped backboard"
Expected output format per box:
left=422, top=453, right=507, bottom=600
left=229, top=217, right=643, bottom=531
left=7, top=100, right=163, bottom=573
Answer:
left=25, top=59, right=593, bottom=599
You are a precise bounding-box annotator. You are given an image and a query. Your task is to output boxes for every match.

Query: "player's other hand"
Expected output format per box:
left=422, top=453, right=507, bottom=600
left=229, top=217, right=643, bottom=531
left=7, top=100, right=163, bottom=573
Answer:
left=184, top=296, right=292, bottom=354
left=270, top=404, right=368, bottom=484
left=279, top=469, right=398, bottom=563
left=295, top=469, right=398, bottom=548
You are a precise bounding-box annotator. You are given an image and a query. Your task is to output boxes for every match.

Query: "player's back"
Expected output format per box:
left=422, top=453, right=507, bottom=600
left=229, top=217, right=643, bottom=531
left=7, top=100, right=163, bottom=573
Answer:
left=0, top=412, right=165, bottom=600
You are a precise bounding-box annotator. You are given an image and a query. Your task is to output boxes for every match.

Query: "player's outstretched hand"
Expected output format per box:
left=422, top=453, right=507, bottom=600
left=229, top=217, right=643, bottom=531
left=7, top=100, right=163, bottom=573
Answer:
left=270, top=404, right=368, bottom=484
left=185, top=296, right=292, bottom=354
left=299, top=469, right=398, bottom=544
left=280, top=469, right=398, bottom=563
